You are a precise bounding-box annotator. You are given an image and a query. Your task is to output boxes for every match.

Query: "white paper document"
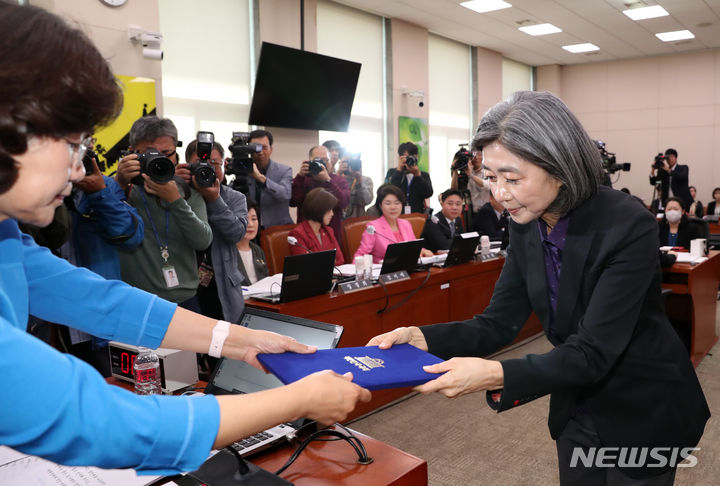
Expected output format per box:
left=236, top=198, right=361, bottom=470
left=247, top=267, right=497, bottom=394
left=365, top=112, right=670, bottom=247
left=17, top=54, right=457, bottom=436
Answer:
left=242, top=273, right=283, bottom=297
left=0, top=446, right=159, bottom=486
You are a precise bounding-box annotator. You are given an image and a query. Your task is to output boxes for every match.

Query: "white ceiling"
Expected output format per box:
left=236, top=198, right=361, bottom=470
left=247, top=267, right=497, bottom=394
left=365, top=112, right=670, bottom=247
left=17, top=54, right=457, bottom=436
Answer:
left=331, top=0, right=720, bottom=66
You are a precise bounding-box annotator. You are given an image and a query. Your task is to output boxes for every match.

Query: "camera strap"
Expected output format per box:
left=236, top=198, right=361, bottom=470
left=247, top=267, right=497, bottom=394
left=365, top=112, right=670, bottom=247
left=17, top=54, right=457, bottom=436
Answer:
left=139, top=189, right=171, bottom=264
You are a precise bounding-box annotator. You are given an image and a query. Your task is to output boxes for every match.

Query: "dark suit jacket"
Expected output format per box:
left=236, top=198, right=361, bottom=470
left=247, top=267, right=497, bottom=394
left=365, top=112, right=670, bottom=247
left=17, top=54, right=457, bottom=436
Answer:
left=658, top=216, right=705, bottom=250
left=384, top=168, right=433, bottom=214
left=473, top=202, right=508, bottom=241
left=419, top=212, right=463, bottom=252
left=707, top=201, right=719, bottom=216
left=421, top=186, right=709, bottom=478
left=649, top=164, right=691, bottom=208
left=237, top=241, right=269, bottom=287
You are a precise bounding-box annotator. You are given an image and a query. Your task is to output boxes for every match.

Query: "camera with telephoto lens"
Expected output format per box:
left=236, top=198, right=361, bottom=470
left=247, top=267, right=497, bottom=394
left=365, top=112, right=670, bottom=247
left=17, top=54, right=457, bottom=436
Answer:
left=129, top=147, right=175, bottom=185
left=451, top=146, right=472, bottom=192
left=308, top=157, right=326, bottom=176
left=188, top=131, right=217, bottom=188
left=654, top=153, right=668, bottom=170
left=226, top=132, right=262, bottom=176
left=594, top=140, right=630, bottom=175
left=405, top=155, right=418, bottom=167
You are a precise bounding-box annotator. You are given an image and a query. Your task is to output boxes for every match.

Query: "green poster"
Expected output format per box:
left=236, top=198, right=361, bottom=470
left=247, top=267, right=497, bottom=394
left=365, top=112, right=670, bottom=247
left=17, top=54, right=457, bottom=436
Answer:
left=398, top=116, right=429, bottom=172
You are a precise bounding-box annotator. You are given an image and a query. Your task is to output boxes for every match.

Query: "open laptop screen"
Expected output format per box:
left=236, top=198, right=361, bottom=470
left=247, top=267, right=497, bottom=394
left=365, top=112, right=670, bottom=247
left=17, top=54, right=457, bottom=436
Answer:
left=206, top=308, right=343, bottom=395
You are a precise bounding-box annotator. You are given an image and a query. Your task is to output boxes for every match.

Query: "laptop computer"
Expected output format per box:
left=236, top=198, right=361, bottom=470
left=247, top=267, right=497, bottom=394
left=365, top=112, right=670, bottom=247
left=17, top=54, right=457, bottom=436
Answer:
left=442, top=232, right=480, bottom=268
left=252, top=249, right=336, bottom=303
left=203, top=307, right=343, bottom=456
left=379, top=239, right=424, bottom=275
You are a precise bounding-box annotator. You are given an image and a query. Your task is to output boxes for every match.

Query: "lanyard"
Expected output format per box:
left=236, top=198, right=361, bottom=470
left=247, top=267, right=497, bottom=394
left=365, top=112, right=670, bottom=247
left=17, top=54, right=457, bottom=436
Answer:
left=140, top=189, right=170, bottom=263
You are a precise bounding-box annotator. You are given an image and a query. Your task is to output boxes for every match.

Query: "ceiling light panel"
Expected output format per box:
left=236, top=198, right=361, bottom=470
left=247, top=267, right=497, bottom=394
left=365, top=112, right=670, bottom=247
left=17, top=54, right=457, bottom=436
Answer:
left=655, top=30, right=695, bottom=42
left=460, top=0, right=512, bottom=14
left=562, top=43, right=600, bottom=53
left=518, top=23, right=562, bottom=36
left=622, top=5, right=669, bottom=21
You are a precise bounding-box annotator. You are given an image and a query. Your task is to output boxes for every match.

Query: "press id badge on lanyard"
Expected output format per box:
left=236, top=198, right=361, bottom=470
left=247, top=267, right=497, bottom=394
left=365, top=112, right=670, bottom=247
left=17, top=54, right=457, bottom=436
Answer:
left=163, top=265, right=180, bottom=288
left=141, top=190, right=179, bottom=288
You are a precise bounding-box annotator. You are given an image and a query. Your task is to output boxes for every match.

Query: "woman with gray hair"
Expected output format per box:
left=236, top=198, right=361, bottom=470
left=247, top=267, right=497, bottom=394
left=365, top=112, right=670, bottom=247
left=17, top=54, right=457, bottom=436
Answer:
left=369, top=91, right=708, bottom=485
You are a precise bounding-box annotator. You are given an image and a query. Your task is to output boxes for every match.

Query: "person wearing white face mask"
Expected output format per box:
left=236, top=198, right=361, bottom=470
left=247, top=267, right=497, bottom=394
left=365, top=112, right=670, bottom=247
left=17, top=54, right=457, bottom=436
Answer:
left=658, top=197, right=704, bottom=250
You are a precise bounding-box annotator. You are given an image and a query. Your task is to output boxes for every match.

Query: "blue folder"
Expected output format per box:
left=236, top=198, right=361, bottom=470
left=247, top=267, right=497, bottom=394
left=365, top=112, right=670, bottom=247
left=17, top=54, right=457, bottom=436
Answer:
left=257, top=344, right=445, bottom=391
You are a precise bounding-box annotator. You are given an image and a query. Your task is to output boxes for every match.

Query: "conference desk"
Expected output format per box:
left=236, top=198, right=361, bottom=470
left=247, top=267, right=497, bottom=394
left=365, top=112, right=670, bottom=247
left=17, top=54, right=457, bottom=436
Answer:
left=104, top=378, right=428, bottom=486
left=247, top=256, right=542, bottom=419
left=662, top=250, right=720, bottom=366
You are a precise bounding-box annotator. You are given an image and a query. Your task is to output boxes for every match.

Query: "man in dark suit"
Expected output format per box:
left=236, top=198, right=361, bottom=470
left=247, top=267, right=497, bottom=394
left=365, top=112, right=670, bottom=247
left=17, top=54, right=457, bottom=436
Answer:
left=474, top=192, right=508, bottom=241
left=420, top=189, right=464, bottom=252
left=384, top=142, right=433, bottom=214
left=370, top=92, right=709, bottom=485
left=649, top=148, right=691, bottom=210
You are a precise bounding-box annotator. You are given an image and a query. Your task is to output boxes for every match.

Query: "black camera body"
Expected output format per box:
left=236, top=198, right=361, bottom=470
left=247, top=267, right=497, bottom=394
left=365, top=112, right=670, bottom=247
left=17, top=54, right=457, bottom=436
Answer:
left=348, top=157, right=362, bottom=172
left=82, top=149, right=98, bottom=175
left=226, top=132, right=262, bottom=177
left=654, top=153, right=668, bottom=170
left=189, top=131, right=217, bottom=188
left=308, top=157, right=326, bottom=176
left=405, top=155, right=418, bottom=167
left=130, top=148, right=175, bottom=185
left=189, top=161, right=216, bottom=188
left=595, top=140, right=630, bottom=175
left=451, top=149, right=471, bottom=173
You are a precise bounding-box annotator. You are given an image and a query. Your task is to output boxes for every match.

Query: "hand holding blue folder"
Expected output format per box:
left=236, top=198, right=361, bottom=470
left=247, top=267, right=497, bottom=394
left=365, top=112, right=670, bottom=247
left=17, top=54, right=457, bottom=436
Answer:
left=257, top=344, right=445, bottom=391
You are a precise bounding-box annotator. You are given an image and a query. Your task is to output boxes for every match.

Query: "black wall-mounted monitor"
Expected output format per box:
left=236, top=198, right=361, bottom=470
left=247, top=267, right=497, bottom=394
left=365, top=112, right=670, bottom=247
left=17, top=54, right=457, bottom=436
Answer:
left=248, top=42, right=361, bottom=132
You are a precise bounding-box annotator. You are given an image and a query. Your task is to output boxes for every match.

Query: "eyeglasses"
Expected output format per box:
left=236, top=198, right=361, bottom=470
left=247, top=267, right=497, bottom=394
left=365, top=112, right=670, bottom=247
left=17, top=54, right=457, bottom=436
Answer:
left=65, top=135, right=93, bottom=172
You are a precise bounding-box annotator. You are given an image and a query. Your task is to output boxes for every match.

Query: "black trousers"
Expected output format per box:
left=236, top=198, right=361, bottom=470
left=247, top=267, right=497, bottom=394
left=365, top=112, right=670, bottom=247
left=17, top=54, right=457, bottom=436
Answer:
left=556, top=412, right=677, bottom=486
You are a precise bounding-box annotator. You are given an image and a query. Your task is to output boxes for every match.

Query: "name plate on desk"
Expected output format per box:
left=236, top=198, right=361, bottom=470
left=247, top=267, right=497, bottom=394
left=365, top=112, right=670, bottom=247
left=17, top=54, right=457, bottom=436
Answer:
left=339, top=279, right=374, bottom=294
left=379, top=270, right=410, bottom=284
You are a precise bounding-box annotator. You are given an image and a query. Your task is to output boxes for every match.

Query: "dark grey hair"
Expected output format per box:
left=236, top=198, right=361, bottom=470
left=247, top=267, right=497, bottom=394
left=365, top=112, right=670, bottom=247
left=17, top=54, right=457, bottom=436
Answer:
left=472, top=91, right=605, bottom=216
left=129, top=115, right=178, bottom=148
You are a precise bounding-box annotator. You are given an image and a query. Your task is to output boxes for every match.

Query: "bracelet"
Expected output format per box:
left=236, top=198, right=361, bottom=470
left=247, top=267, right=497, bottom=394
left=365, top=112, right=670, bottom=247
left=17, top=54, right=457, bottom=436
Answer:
left=208, top=320, right=231, bottom=358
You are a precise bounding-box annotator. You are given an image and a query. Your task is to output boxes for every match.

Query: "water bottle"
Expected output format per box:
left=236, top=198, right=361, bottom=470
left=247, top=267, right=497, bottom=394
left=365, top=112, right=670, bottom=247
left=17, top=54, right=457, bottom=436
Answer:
left=134, top=347, right=162, bottom=395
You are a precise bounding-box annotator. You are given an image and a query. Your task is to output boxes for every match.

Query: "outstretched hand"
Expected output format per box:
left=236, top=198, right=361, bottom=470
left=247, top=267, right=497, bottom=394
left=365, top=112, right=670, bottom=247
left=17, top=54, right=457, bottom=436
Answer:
left=233, top=328, right=317, bottom=371
left=366, top=326, right=428, bottom=351
left=414, top=357, right=504, bottom=398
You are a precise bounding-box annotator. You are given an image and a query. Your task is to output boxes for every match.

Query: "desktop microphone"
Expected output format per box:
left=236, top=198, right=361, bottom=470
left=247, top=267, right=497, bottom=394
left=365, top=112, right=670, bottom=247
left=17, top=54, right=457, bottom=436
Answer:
left=287, top=235, right=312, bottom=254
left=366, top=225, right=396, bottom=244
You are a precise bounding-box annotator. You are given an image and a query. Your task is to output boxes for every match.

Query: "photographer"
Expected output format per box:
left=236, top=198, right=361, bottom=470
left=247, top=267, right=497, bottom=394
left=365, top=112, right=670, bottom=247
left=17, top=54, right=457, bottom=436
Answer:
left=384, top=142, right=433, bottom=214
left=59, top=144, right=145, bottom=376
left=183, top=137, right=248, bottom=324
left=116, top=116, right=212, bottom=310
left=649, top=148, right=691, bottom=209
left=338, top=148, right=373, bottom=218
left=322, top=139, right=342, bottom=175
left=290, top=145, right=350, bottom=244
left=451, top=147, right=490, bottom=223
left=244, top=129, right=293, bottom=228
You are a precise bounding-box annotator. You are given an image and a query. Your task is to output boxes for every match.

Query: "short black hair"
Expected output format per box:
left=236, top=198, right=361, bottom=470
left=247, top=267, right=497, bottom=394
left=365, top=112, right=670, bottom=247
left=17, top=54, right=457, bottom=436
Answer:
left=322, top=140, right=341, bottom=151
left=398, top=142, right=418, bottom=156
left=441, top=189, right=463, bottom=202
left=664, top=148, right=678, bottom=157
left=249, top=129, right=273, bottom=146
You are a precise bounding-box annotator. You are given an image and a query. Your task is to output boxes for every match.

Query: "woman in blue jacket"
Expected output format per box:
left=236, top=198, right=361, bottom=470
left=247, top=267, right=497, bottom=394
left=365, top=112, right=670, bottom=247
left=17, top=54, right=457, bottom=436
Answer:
left=0, top=3, right=369, bottom=475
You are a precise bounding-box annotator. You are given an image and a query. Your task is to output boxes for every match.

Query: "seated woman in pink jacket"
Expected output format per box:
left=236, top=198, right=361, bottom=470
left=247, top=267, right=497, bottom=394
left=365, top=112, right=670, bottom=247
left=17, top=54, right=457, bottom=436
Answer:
left=354, top=184, right=433, bottom=264
left=288, top=188, right=345, bottom=266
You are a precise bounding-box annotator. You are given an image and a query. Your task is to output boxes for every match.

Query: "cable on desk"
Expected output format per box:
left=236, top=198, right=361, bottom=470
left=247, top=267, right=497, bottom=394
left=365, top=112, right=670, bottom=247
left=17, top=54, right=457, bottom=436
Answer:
left=275, top=425, right=373, bottom=476
left=376, top=268, right=432, bottom=314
